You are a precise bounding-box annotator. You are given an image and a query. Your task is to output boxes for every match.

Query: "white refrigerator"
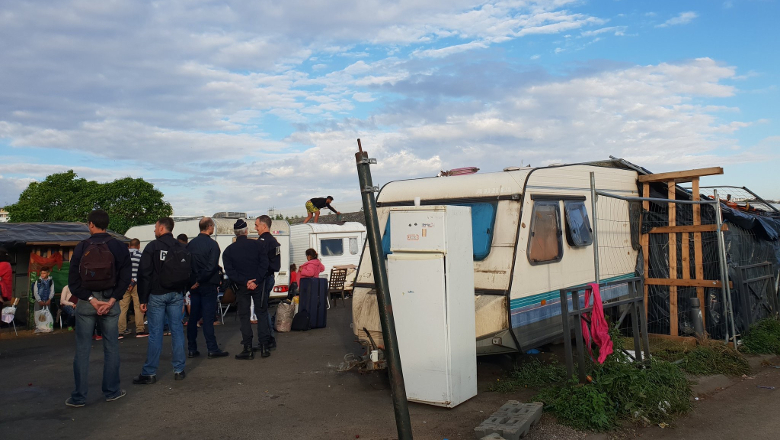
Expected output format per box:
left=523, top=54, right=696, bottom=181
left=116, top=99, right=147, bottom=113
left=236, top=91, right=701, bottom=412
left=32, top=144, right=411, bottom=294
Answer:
left=386, top=206, right=477, bottom=408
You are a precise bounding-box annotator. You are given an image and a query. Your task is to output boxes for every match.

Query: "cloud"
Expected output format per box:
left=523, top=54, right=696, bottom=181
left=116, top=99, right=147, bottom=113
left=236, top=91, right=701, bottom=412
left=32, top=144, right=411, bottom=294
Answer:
left=581, top=26, right=628, bottom=37
left=657, top=11, right=698, bottom=28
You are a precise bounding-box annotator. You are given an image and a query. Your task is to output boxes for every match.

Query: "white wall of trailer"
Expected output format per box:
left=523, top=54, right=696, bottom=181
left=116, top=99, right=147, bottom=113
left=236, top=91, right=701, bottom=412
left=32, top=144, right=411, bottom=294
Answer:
left=289, top=222, right=366, bottom=284
left=351, top=163, right=640, bottom=355
left=124, top=218, right=291, bottom=298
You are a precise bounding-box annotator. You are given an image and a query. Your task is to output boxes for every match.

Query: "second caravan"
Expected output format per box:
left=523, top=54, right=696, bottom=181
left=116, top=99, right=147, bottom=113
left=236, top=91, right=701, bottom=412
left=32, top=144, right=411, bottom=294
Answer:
left=289, top=222, right=366, bottom=289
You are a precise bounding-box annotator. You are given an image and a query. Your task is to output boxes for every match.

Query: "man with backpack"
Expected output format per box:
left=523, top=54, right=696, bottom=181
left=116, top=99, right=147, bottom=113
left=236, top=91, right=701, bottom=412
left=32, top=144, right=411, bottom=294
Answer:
left=223, top=219, right=270, bottom=360
left=66, top=209, right=132, bottom=408
left=134, top=217, right=191, bottom=384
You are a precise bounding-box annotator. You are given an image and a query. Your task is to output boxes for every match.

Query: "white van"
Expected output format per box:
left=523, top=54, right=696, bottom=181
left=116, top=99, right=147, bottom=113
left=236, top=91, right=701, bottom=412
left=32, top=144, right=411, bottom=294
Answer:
left=289, top=222, right=366, bottom=289
left=352, top=162, right=640, bottom=355
left=124, top=217, right=292, bottom=299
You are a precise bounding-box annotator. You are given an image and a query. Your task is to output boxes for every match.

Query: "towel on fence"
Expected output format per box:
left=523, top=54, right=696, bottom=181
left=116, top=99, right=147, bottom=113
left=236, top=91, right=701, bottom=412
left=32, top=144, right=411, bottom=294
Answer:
left=581, top=282, right=613, bottom=364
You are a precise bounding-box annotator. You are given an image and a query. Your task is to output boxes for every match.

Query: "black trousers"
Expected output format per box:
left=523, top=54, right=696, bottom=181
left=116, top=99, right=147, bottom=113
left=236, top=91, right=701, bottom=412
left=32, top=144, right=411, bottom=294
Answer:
left=236, top=282, right=270, bottom=347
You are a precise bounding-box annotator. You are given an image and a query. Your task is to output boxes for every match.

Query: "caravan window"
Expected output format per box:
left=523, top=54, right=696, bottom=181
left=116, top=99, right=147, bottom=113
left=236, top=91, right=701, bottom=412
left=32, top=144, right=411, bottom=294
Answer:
left=320, top=239, right=344, bottom=256
left=527, top=201, right=563, bottom=264
left=349, top=238, right=359, bottom=255
left=456, top=202, right=497, bottom=261
left=564, top=200, right=593, bottom=247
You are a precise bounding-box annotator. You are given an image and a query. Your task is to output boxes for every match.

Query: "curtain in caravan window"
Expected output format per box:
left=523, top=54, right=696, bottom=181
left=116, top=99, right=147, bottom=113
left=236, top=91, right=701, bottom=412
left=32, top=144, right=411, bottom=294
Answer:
left=320, top=238, right=344, bottom=256
left=527, top=201, right=563, bottom=264
left=564, top=200, right=593, bottom=247
left=349, top=237, right=359, bottom=255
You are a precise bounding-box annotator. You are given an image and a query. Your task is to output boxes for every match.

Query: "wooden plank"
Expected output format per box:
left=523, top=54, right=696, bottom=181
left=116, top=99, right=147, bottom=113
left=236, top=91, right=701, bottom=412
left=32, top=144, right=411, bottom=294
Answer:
left=638, top=167, right=724, bottom=183
left=646, top=278, right=724, bottom=288
left=692, top=178, right=706, bottom=327
left=648, top=224, right=724, bottom=234
left=668, top=181, right=678, bottom=336
left=648, top=333, right=698, bottom=346
left=642, top=183, right=650, bottom=318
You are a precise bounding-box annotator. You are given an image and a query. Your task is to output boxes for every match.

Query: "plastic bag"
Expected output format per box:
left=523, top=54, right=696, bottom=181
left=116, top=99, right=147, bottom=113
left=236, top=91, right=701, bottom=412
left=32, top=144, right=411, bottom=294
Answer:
left=35, top=307, right=53, bottom=333
left=1, top=306, right=16, bottom=324
left=275, top=302, right=295, bottom=332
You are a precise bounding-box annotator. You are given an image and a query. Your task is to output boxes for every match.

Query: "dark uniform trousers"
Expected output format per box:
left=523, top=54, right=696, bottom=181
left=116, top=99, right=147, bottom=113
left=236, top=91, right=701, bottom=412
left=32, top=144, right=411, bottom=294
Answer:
left=237, top=280, right=271, bottom=347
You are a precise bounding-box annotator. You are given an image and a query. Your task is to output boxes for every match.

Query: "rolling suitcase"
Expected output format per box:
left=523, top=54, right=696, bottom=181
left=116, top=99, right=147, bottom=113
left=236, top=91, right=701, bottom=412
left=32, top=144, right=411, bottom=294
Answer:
left=299, top=277, right=328, bottom=329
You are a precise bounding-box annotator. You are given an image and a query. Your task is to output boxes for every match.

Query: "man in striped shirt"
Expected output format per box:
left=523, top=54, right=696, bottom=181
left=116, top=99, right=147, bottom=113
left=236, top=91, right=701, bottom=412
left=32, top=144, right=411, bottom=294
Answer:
left=118, top=238, right=147, bottom=338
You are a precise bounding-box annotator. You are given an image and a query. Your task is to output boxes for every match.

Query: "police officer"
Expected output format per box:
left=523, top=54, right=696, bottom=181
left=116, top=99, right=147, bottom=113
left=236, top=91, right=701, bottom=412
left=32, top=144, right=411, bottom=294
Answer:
left=253, top=215, right=281, bottom=352
left=222, top=219, right=270, bottom=360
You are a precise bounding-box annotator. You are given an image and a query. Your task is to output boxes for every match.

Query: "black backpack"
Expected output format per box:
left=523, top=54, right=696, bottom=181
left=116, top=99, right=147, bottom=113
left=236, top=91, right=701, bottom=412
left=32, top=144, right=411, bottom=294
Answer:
left=159, top=241, right=192, bottom=291
left=79, top=238, right=116, bottom=291
left=291, top=310, right=310, bottom=331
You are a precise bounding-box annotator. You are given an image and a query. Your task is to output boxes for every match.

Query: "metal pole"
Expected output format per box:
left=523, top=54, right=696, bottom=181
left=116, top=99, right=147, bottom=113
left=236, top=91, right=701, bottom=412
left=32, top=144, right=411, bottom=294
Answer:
left=714, top=190, right=738, bottom=350
left=590, top=172, right=600, bottom=286
left=355, top=139, right=413, bottom=440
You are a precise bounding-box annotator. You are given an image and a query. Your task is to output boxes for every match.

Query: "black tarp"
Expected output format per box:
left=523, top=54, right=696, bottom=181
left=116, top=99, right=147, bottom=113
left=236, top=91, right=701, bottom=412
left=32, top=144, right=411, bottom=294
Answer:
left=0, top=222, right=128, bottom=248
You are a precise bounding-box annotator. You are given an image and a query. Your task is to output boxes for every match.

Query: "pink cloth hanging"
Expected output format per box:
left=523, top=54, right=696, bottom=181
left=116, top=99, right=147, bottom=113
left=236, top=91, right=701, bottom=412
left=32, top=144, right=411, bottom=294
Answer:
left=581, top=283, right=613, bottom=364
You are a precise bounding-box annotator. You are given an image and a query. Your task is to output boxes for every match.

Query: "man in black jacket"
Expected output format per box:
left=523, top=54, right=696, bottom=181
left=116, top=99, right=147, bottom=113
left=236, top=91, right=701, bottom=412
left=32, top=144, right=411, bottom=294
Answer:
left=223, top=219, right=270, bottom=359
left=186, top=217, right=228, bottom=359
left=66, top=209, right=131, bottom=408
left=133, top=217, right=188, bottom=384
left=254, top=215, right=280, bottom=352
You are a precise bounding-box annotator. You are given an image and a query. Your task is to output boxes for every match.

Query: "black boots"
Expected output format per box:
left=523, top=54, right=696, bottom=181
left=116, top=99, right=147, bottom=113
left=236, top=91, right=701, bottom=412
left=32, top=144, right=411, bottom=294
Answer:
left=252, top=344, right=272, bottom=358
left=235, top=345, right=254, bottom=360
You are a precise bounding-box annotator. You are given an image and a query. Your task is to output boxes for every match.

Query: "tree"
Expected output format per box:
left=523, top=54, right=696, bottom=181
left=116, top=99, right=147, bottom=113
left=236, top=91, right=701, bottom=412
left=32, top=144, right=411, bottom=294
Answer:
left=5, top=171, right=172, bottom=234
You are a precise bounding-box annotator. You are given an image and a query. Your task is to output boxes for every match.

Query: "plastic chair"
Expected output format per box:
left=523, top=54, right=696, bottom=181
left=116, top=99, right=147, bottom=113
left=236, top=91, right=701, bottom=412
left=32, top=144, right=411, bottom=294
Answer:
left=327, top=268, right=348, bottom=308
left=219, top=287, right=237, bottom=323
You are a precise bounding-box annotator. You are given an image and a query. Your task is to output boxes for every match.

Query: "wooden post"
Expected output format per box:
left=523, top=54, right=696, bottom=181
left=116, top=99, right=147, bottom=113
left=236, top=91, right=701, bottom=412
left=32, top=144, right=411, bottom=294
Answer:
left=668, top=181, right=678, bottom=336
left=692, top=178, right=706, bottom=327
left=642, top=183, right=650, bottom=317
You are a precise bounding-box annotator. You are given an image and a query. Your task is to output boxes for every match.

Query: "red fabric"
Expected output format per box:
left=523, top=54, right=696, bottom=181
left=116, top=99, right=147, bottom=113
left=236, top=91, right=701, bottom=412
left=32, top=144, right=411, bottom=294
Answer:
left=0, top=262, right=12, bottom=300
left=299, top=259, right=325, bottom=278
left=581, top=283, right=613, bottom=364
left=289, top=271, right=299, bottom=286
left=28, top=252, right=64, bottom=275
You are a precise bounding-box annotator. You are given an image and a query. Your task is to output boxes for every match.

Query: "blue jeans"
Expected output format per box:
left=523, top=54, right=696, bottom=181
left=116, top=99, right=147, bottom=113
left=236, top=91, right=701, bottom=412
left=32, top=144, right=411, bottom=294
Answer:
left=71, top=290, right=121, bottom=404
left=187, top=284, right=219, bottom=353
left=142, top=292, right=186, bottom=376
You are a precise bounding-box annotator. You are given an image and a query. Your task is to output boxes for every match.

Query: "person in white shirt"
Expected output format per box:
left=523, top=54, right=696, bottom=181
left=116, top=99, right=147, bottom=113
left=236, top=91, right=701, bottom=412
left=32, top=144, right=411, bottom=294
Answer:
left=60, top=285, right=77, bottom=328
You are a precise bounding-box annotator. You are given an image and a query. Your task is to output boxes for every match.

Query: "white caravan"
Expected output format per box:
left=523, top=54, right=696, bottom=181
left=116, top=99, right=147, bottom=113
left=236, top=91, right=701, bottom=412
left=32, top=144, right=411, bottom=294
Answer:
left=289, top=222, right=366, bottom=289
left=352, top=162, right=641, bottom=355
left=124, top=218, right=291, bottom=299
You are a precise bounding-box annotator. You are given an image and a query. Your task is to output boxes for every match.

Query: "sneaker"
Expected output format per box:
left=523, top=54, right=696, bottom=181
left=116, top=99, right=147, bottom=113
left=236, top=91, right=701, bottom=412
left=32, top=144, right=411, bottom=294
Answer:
left=93, top=335, right=103, bottom=341
left=174, top=371, right=186, bottom=381
left=122, top=329, right=132, bottom=335
left=65, top=398, right=85, bottom=408
left=133, top=374, right=157, bottom=385
left=106, top=390, right=127, bottom=402
left=164, top=331, right=171, bottom=336
left=136, top=332, right=149, bottom=338
left=118, top=335, right=124, bottom=340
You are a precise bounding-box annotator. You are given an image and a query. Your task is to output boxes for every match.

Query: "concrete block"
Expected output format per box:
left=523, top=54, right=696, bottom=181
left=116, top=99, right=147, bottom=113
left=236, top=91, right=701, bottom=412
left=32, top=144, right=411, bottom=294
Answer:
left=474, top=401, right=543, bottom=440
left=480, top=434, right=507, bottom=440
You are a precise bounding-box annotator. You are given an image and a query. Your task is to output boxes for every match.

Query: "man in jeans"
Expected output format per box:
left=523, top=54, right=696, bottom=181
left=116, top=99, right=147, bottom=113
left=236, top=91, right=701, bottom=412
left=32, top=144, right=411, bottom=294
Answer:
left=134, top=217, right=188, bottom=384
left=66, top=209, right=131, bottom=407
left=119, top=239, right=146, bottom=338
left=223, top=219, right=269, bottom=360
left=186, top=217, right=228, bottom=359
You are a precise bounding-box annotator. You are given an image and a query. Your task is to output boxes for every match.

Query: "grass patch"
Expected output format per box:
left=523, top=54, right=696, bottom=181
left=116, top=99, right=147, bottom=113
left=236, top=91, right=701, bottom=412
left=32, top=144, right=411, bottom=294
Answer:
left=678, top=341, right=750, bottom=376
left=489, top=358, right=567, bottom=392
left=534, top=359, right=692, bottom=432
left=742, top=318, right=780, bottom=355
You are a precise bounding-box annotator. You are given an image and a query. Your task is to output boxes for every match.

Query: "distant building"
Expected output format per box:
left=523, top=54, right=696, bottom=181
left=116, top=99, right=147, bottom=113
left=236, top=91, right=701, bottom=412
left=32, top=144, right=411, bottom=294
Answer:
left=0, top=209, right=8, bottom=223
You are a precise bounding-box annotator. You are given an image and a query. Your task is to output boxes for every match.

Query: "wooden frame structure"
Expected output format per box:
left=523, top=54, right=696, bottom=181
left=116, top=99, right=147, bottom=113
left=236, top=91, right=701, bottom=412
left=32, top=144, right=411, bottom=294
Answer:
left=638, top=167, right=723, bottom=336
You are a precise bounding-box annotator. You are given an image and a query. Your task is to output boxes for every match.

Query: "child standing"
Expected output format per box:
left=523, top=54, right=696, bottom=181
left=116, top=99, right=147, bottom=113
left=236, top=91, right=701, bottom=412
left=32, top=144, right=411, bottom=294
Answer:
left=33, top=267, right=54, bottom=311
left=287, top=264, right=299, bottom=299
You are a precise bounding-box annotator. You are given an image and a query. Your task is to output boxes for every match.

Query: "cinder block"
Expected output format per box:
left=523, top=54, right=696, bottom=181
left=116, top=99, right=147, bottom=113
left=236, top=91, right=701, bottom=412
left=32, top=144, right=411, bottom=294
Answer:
left=474, top=401, right=544, bottom=440
left=479, top=434, right=507, bottom=440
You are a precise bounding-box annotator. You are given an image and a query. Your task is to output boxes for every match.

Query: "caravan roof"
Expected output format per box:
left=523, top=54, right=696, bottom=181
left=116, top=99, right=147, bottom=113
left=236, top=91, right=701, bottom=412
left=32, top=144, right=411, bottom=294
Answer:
left=378, top=169, right=530, bottom=203
left=213, top=218, right=290, bottom=236
left=293, top=222, right=365, bottom=233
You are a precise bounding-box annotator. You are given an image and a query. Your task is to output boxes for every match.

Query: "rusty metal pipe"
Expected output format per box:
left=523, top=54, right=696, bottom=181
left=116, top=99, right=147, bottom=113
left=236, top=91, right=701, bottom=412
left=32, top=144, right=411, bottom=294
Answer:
left=355, top=139, right=413, bottom=439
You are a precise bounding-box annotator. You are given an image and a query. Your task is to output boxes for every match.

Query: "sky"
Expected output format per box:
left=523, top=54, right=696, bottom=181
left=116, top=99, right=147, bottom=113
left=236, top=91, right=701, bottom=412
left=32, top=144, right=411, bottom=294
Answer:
left=0, top=0, right=778, bottom=218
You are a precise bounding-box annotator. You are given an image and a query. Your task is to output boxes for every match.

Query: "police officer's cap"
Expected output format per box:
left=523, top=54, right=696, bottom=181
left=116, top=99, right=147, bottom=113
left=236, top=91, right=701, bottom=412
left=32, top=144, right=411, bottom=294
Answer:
left=234, top=219, right=248, bottom=230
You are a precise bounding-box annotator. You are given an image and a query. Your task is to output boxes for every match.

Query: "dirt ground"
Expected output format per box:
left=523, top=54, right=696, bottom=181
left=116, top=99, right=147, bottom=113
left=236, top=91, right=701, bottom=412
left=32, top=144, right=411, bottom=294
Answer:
left=1, top=302, right=779, bottom=440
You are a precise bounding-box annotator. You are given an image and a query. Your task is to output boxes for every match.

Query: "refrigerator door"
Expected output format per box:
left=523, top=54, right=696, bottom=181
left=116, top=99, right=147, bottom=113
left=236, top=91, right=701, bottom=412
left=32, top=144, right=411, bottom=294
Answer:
left=387, top=253, right=452, bottom=406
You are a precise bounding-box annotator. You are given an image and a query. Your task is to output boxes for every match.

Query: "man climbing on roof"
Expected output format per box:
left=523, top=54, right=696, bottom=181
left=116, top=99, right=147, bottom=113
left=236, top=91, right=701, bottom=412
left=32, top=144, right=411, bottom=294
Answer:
left=303, top=196, right=340, bottom=224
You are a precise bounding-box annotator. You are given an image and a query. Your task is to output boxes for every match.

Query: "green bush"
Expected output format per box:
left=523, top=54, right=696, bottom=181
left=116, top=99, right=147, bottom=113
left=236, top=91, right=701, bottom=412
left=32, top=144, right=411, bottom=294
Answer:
left=680, top=342, right=750, bottom=376
left=742, top=318, right=780, bottom=355
left=489, top=358, right=567, bottom=392
left=534, top=359, right=692, bottom=432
